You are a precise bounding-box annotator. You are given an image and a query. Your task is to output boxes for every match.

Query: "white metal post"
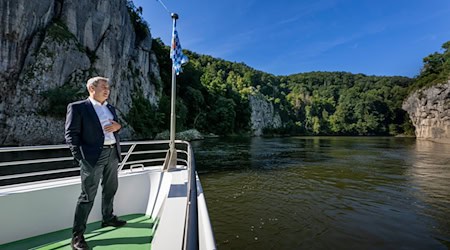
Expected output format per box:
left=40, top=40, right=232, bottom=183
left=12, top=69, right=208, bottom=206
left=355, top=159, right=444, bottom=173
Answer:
left=163, top=13, right=179, bottom=171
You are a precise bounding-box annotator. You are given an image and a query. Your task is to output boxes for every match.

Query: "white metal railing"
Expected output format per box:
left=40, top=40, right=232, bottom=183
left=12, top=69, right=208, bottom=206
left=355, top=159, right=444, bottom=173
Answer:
left=184, top=143, right=199, bottom=250
left=0, top=140, right=189, bottom=182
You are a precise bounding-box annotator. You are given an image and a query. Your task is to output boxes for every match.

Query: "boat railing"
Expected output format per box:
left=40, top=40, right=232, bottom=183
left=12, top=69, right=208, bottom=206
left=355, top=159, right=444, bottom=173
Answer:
left=184, top=142, right=199, bottom=250
left=0, top=140, right=189, bottom=184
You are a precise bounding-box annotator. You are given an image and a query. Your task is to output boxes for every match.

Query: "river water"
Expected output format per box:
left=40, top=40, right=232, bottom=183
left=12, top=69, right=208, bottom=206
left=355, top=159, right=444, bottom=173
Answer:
left=192, top=137, right=450, bottom=250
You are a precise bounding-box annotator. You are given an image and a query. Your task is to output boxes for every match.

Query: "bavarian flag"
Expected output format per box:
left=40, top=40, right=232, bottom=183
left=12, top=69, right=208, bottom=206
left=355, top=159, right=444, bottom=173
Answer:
left=170, top=22, right=189, bottom=75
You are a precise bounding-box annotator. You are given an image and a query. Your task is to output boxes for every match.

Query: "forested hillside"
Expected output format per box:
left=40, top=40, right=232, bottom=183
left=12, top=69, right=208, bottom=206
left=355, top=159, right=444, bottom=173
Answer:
left=123, top=2, right=449, bottom=138
left=131, top=38, right=415, bottom=137
left=284, top=72, right=412, bottom=135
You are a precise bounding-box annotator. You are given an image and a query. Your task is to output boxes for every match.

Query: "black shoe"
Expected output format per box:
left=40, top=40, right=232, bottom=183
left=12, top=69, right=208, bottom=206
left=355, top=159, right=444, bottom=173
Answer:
left=101, top=216, right=127, bottom=228
left=71, top=233, right=89, bottom=250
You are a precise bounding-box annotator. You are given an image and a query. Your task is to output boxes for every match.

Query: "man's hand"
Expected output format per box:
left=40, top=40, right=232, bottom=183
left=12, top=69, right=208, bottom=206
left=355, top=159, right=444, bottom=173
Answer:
left=104, top=119, right=121, bottom=133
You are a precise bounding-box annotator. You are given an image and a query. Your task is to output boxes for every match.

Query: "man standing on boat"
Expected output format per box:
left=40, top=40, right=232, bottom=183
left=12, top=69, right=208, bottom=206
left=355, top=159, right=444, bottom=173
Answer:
left=65, top=76, right=126, bottom=250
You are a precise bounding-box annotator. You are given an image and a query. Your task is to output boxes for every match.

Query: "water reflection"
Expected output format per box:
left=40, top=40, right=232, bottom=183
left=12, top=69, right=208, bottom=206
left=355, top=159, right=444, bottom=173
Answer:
left=408, top=140, right=450, bottom=247
left=194, top=137, right=450, bottom=249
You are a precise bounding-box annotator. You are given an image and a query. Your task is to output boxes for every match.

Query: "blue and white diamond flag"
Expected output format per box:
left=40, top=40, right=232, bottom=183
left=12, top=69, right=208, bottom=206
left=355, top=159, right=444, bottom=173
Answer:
left=170, top=22, right=188, bottom=75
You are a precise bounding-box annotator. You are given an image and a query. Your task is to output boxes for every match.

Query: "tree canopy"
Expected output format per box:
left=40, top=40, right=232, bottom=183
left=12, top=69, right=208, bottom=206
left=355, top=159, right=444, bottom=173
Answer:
left=126, top=39, right=450, bottom=138
left=409, top=40, right=450, bottom=92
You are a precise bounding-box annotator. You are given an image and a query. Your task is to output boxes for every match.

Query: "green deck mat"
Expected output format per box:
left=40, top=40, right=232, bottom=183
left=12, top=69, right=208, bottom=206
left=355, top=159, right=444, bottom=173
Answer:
left=0, top=214, right=154, bottom=250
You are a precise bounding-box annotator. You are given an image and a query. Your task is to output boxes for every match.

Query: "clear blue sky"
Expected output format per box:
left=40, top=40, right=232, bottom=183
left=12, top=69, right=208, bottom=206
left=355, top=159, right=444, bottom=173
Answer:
left=132, top=0, right=450, bottom=77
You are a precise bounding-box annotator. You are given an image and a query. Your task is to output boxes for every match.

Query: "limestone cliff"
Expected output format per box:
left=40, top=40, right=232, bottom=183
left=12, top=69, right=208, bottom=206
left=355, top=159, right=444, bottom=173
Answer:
left=402, top=81, right=450, bottom=144
left=249, top=93, right=282, bottom=136
left=0, top=0, right=160, bottom=145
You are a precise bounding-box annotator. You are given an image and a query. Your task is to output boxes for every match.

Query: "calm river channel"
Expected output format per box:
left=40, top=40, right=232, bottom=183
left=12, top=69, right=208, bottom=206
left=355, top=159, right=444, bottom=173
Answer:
left=192, top=136, right=450, bottom=249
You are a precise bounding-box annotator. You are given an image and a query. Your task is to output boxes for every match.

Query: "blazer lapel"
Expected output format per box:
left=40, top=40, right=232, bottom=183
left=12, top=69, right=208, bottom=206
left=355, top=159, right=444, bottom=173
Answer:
left=84, top=99, right=103, bottom=133
left=106, top=104, right=118, bottom=121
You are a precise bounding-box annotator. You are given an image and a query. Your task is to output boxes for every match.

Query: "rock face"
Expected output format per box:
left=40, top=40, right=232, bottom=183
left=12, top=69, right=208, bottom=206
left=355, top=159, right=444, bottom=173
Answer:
left=402, top=81, right=450, bottom=144
left=249, top=93, right=282, bottom=136
left=0, top=0, right=160, bottom=145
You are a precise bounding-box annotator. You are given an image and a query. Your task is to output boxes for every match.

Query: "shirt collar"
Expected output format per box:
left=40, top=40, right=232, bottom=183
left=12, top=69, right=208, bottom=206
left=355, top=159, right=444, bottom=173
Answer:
left=89, top=97, right=108, bottom=107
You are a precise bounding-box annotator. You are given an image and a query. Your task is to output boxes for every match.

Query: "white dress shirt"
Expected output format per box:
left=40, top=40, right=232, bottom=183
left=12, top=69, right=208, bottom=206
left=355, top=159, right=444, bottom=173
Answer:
left=89, top=97, right=116, bottom=145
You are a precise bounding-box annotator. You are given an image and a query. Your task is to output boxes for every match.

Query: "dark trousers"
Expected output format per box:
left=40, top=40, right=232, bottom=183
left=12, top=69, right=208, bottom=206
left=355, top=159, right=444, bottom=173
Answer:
left=73, top=146, right=119, bottom=235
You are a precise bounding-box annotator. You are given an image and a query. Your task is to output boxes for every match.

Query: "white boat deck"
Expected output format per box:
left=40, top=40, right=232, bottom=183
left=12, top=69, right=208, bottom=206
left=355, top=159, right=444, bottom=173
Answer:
left=0, top=140, right=216, bottom=249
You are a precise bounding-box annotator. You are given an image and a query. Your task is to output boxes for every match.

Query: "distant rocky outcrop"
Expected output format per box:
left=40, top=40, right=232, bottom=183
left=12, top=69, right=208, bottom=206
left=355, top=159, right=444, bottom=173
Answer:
left=402, top=81, right=450, bottom=143
left=249, top=93, right=282, bottom=136
left=0, top=0, right=160, bottom=145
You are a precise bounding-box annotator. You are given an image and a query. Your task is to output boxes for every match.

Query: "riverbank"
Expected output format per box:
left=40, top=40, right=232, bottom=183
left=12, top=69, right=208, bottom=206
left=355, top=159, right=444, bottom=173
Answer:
left=154, top=129, right=207, bottom=141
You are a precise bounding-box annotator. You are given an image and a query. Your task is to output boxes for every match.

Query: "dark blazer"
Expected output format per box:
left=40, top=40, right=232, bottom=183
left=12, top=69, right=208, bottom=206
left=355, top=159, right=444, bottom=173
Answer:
left=65, top=98, right=122, bottom=166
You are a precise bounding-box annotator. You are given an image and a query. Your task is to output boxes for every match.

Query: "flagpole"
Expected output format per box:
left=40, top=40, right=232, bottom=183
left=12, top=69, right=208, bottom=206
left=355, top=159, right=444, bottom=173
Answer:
left=163, top=13, right=179, bottom=171
left=170, top=13, right=178, bottom=149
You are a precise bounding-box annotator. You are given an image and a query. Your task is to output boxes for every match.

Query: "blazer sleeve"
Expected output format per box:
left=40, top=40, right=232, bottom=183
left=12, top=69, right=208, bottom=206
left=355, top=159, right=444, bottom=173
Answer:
left=65, top=103, right=83, bottom=161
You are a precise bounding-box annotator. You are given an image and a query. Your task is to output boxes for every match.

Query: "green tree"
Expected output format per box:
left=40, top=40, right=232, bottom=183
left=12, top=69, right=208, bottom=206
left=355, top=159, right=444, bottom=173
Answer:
left=127, top=92, right=165, bottom=139
left=207, top=96, right=236, bottom=135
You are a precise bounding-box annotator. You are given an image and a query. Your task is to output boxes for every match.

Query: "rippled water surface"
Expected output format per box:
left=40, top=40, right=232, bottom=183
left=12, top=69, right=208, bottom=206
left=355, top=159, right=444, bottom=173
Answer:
left=192, top=137, right=450, bottom=250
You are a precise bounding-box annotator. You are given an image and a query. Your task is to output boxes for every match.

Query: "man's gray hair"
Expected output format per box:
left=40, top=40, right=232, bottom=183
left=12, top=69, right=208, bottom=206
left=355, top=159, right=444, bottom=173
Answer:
left=86, top=76, right=109, bottom=90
